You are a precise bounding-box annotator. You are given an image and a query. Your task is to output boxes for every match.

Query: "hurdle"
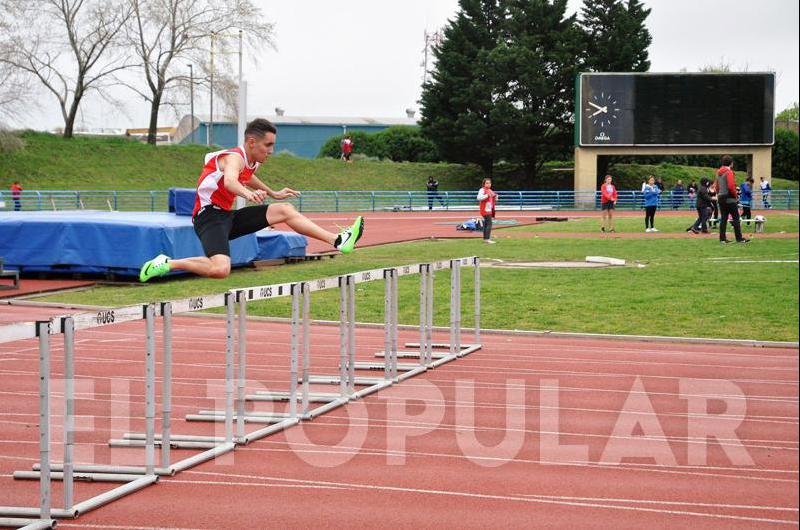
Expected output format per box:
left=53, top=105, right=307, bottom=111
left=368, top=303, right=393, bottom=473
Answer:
left=0, top=321, right=58, bottom=529
left=187, top=257, right=482, bottom=438
left=373, top=257, right=482, bottom=366
left=109, top=292, right=239, bottom=471
left=1, top=256, right=481, bottom=527
left=1, top=309, right=160, bottom=526
left=13, top=307, right=160, bottom=516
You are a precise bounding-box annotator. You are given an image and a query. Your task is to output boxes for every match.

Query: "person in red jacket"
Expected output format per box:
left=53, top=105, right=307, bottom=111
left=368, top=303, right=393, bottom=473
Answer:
left=10, top=181, right=22, bottom=211
left=341, top=135, right=354, bottom=163
left=715, top=155, right=748, bottom=244
left=599, top=174, right=618, bottom=233
left=477, top=177, right=498, bottom=243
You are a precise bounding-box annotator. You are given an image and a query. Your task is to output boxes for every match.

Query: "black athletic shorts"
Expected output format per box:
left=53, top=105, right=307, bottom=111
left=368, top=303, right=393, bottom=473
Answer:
left=193, top=204, right=270, bottom=257
left=601, top=202, right=615, bottom=210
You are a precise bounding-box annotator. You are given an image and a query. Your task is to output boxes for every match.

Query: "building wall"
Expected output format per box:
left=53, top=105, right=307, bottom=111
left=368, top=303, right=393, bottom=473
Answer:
left=185, top=123, right=394, bottom=158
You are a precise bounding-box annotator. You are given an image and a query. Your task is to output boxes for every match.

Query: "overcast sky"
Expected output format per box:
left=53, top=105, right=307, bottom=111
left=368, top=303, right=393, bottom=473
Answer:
left=11, top=0, right=800, bottom=130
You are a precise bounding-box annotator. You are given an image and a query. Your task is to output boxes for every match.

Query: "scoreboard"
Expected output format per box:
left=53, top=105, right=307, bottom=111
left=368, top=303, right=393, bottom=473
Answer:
left=576, top=73, right=775, bottom=146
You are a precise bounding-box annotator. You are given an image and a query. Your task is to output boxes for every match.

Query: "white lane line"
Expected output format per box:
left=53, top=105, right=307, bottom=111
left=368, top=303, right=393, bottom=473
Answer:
left=184, top=470, right=798, bottom=525
left=58, top=520, right=205, bottom=530
left=240, top=443, right=799, bottom=481
left=516, top=493, right=798, bottom=512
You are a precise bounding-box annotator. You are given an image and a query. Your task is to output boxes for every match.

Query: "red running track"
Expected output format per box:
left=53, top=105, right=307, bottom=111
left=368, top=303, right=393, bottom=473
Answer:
left=1, top=311, right=797, bottom=529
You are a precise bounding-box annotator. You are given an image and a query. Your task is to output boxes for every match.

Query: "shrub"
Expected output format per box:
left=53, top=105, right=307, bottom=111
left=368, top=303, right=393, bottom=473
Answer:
left=772, top=128, right=799, bottom=181
left=317, top=127, right=440, bottom=162
left=371, top=126, right=440, bottom=162
left=0, top=129, right=24, bottom=154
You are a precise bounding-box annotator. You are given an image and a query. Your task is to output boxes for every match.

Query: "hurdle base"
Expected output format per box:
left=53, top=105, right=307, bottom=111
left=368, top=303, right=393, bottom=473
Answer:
left=14, top=471, right=148, bottom=483
left=249, top=391, right=341, bottom=403
left=0, top=517, right=56, bottom=529
left=33, top=463, right=174, bottom=477
left=108, top=439, right=217, bottom=450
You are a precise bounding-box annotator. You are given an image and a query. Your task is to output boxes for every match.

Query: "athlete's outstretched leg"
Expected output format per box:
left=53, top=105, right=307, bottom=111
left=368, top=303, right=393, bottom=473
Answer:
left=267, top=203, right=364, bottom=254
left=267, top=203, right=337, bottom=244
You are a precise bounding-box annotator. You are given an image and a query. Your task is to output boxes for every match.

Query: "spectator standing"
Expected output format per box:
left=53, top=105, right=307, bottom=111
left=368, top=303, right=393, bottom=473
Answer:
left=715, top=155, right=749, bottom=244
left=477, top=178, right=497, bottom=244
left=687, top=177, right=713, bottom=234
left=760, top=177, right=772, bottom=209
left=341, top=135, right=354, bottom=163
left=687, top=181, right=698, bottom=203
left=739, top=176, right=754, bottom=219
left=643, top=176, right=661, bottom=232
left=709, top=178, right=719, bottom=220
left=655, top=176, right=665, bottom=207
left=672, top=180, right=685, bottom=210
left=599, top=174, right=618, bottom=233
left=426, top=176, right=445, bottom=210
left=10, top=181, right=22, bottom=211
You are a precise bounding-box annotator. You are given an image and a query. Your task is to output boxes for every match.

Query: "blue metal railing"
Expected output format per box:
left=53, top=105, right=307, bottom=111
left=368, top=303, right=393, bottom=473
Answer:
left=1, top=189, right=797, bottom=213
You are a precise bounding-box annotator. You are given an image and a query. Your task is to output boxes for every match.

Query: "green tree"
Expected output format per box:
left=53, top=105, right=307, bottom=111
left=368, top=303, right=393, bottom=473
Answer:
left=772, top=128, right=799, bottom=181
left=491, top=0, right=583, bottom=181
left=579, top=0, right=651, bottom=72
left=420, top=0, right=583, bottom=184
left=419, top=0, right=505, bottom=176
left=579, top=0, right=651, bottom=182
left=777, top=102, right=799, bottom=122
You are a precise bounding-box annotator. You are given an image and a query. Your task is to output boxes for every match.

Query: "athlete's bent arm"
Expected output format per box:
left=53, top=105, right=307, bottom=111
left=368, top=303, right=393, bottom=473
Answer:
left=220, top=154, right=264, bottom=203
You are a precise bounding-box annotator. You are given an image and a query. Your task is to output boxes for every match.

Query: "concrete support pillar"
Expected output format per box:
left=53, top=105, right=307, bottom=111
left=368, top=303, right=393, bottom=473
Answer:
left=752, top=147, right=772, bottom=182
left=574, top=147, right=598, bottom=208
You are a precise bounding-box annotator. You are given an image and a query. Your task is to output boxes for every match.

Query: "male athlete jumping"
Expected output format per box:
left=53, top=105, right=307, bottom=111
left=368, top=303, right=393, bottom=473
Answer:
left=139, top=118, right=364, bottom=281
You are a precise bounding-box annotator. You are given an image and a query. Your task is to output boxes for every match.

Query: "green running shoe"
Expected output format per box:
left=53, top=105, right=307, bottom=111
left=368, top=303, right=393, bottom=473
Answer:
left=139, top=254, right=171, bottom=282
left=335, top=216, right=364, bottom=254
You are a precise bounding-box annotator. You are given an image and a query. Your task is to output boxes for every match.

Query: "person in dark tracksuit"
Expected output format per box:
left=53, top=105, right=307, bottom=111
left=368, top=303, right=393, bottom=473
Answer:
left=643, top=176, right=661, bottom=232
left=716, top=155, right=749, bottom=244
left=739, top=177, right=754, bottom=219
left=687, top=178, right=713, bottom=234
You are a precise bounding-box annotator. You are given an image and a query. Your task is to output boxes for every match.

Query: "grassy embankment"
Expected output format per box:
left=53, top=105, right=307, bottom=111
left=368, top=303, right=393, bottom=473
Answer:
left=1, top=131, right=797, bottom=191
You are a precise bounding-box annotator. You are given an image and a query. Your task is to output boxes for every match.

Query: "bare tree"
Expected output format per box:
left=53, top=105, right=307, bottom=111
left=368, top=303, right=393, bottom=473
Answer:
left=0, top=63, right=29, bottom=124
left=0, top=0, right=133, bottom=138
left=124, top=0, right=274, bottom=145
left=0, top=17, right=29, bottom=125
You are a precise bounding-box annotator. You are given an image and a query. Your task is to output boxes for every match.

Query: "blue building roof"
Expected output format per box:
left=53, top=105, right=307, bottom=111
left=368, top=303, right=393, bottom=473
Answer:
left=177, top=114, right=418, bottom=159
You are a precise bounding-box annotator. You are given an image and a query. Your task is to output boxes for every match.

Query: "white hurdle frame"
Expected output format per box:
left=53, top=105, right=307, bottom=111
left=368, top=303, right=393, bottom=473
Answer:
left=1, top=256, right=481, bottom=527
left=3, top=309, right=160, bottom=525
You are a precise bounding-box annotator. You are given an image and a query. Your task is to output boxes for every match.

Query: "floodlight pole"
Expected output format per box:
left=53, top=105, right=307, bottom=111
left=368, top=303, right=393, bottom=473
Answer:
left=209, top=32, right=216, bottom=146
left=237, top=29, right=245, bottom=146
left=187, top=64, right=195, bottom=144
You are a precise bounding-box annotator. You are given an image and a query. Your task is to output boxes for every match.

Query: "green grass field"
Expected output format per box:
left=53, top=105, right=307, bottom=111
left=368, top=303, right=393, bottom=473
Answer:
left=38, top=214, right=799, bottom=342
left=518, top=212, right=800, bottom=234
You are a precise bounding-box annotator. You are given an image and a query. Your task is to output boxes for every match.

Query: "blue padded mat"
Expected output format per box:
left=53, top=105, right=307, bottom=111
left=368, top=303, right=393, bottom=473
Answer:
left=0, top=211, right=259, bottom=276
left=168, top=188, right=196, bottom=216
left=255, top=229, right=307, bottom=260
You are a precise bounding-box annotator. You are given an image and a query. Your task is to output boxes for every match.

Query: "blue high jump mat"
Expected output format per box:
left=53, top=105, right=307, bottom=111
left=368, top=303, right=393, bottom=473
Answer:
left=0, top=211, right=306, bottom=277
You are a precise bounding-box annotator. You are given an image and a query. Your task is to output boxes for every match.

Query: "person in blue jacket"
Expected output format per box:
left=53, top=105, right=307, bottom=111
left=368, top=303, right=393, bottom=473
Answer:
left=643, top=176, right=661, bottom=232
left=739, top=176, right=754, bottom=219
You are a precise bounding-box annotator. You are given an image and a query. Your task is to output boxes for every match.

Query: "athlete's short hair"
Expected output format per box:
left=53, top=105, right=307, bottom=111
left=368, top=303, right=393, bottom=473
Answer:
left=721, top=154, right=733, bottom=166
left=245, top=118, right=277, bottom=139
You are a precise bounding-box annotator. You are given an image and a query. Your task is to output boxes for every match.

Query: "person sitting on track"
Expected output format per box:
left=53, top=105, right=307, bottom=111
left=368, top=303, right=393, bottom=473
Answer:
left=139, top=118, right=364, bottom=282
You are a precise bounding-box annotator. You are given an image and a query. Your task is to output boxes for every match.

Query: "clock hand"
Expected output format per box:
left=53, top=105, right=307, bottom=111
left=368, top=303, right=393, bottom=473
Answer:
left=591, top=106, right=608, bottom=117
left=588, top=101, right=604, bottom=111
